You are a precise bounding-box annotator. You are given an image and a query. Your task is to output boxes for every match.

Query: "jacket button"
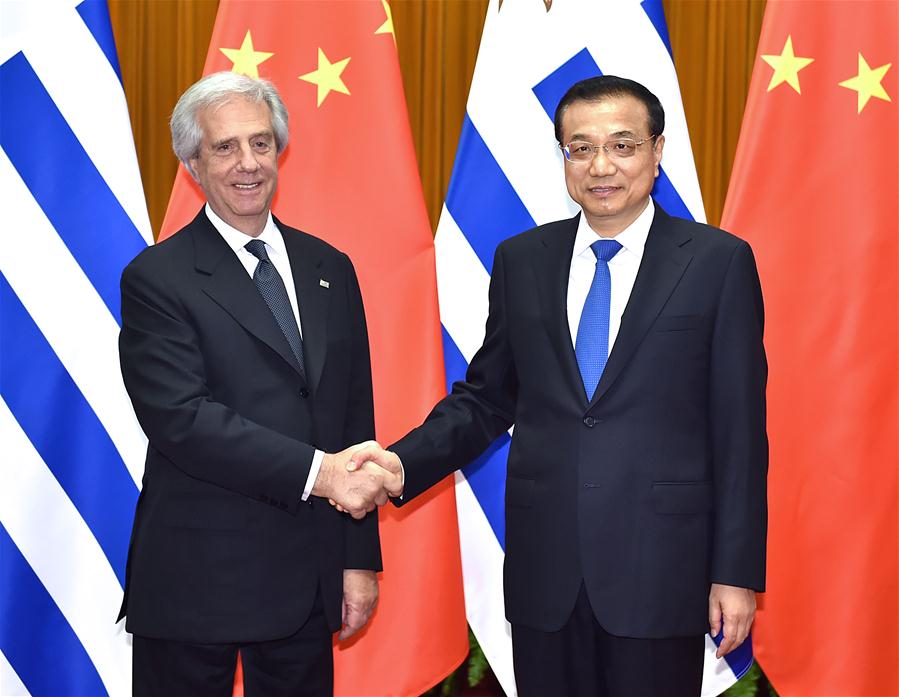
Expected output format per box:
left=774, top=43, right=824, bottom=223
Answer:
left=299, top=387, right=310, bottom=398
left=583, top=416, right=596, bottom=428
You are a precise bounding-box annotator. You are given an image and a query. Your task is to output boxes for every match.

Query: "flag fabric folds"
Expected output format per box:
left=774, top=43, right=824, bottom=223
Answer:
left=0, top=0, right=152, bottom=695
left=159, top=1, right=468, bottom=695
left=721, top=2, right=897, bottom=694
left=436, top=1, right=751, bottom=694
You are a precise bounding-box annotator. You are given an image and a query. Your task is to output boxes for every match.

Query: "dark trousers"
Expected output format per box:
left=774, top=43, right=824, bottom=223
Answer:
left=133, top=598, right=333, bottom=697
left=512, top=585, right=705, bottom=697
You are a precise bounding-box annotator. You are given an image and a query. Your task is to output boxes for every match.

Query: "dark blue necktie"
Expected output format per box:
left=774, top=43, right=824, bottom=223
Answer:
left=575, top=239, right=622, bottom=400
left=245, top=239, right=306, bottom=376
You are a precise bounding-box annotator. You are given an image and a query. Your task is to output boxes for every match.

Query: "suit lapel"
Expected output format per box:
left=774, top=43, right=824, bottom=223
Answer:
left=279, top=219, right=330, bottom=394
left=532, top=215, right=587, bottom=404
left=191, top=211, right=306, bottom=379
left=591, top=205, right=693, bottom=406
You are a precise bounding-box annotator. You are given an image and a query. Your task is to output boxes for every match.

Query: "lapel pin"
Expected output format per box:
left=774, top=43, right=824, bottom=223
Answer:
left=319, top=279, right=330, bottom=288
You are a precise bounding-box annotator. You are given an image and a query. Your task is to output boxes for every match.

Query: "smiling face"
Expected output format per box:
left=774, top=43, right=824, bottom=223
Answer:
left=189, top=96, right=279, bottom=237
left=560, top=95, right=664, bottom=237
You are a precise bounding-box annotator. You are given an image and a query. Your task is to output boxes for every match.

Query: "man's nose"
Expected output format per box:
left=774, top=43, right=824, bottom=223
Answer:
left=588, top=147, right=617, bottom=176
left=236, top=144, right=260, bottom=171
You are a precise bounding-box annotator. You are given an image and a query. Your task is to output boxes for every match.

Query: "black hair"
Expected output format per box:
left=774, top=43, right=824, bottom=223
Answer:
left=553, top=75, right=665, bottom=143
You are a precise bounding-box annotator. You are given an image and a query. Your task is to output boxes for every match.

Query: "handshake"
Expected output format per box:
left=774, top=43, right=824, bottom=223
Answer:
left=311, top=441, right=404, bottom=519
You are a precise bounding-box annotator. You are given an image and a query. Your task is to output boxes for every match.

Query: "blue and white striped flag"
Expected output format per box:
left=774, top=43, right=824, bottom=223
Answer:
left=436, top=2, right=752, bottom=695
left=1, top=1, right=151, bottom=694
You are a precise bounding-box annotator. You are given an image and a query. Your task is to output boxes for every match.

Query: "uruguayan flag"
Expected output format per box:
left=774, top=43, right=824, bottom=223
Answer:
left=1, top=1, right=150, bottom=695
left=437, top=2, right=752, bottom=695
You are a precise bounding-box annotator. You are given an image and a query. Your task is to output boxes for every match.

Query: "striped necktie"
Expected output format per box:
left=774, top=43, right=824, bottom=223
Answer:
left=245, top=239, right=306, bottom=377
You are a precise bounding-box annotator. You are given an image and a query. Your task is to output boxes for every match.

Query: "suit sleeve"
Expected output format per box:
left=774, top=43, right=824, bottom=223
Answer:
left=391, top=244, right=518, bottom=503
left=119, top=256, right=314, bottom=514
left=709, top=240, right=768, bottom=591
left=338, top=253, right=381, bottom=570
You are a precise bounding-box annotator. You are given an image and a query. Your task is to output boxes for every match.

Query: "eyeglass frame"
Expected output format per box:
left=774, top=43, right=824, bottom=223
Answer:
left=560, top=135, right=659, bottom=163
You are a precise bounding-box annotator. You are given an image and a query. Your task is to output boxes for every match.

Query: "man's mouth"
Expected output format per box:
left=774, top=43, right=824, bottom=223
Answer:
left=234, top=182, right=261, bottom=190
left=589, top=186, right=619, bottom=196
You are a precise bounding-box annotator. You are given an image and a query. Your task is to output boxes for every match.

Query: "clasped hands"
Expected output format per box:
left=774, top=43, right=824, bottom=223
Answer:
left=311, top=441, right=402, bottom=519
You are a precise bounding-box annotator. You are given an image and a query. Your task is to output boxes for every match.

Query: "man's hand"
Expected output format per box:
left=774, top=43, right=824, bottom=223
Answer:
left=311, top=442, right=391, bottom=519
left=347, top=443, right=404, bottom=498
left=709, top=583, right=756, bottom=658
left=339, top=569, right=378, bottom=641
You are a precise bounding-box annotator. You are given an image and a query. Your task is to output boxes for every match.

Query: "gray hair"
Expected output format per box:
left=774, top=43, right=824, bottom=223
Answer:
left=170, top=71, right=289, bottom=179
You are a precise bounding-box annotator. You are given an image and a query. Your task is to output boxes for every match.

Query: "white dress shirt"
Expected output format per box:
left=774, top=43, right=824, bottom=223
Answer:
left=205, top=205, right=323, bottom=501
left=566, top=200, right=654, bottom=354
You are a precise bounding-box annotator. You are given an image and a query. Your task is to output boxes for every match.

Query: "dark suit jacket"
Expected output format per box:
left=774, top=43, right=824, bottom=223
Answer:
left=392, top=203, right=767, bottom=638
left=118, top=209, right=380, bottom=643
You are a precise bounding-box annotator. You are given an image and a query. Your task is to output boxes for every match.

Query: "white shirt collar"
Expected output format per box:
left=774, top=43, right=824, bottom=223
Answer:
left=572, top=198, right=655, bottom=261
left=204, top=204, right=284, bottom=257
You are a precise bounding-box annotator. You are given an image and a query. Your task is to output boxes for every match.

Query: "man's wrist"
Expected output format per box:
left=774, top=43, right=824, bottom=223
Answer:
left=394, top=451, right=405, bottom=487
left=310, top=451, right=334, bottom=499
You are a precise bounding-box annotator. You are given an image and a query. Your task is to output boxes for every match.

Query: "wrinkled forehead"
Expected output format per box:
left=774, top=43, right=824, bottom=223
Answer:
left=195, top=96, right=274, bottom=144
left=560, top=96, right=651, bottom=141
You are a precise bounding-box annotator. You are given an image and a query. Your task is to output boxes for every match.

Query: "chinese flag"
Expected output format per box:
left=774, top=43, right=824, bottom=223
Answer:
left=721, top=1, right=897, bottom=694
left=159, top=2, right=468, bottom=695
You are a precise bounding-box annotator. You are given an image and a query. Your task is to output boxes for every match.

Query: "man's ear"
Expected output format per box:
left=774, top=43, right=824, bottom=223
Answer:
left=187, top=156, right=201, bottom=183
left=653, top=134, right=665, bottom=176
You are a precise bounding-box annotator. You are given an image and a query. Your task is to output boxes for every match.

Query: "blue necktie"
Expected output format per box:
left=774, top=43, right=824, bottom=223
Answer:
left=245, top=239, right=306, bottom=377
left=575, top=239, right=622, bottom=400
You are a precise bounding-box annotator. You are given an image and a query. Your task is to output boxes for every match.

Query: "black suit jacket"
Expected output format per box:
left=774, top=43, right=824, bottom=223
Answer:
left=393, top=203, right=767, bottom=638
left=118, top=210, right=380, bottom=643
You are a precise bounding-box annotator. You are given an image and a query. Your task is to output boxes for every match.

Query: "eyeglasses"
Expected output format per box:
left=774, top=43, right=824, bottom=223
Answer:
left=561, top=136, right=657, bottom=163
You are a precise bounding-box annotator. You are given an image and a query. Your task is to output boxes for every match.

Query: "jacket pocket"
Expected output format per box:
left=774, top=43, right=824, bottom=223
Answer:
left=650, top=481, right=713, bottom=515
left=654, top=314, right=703, bottom=332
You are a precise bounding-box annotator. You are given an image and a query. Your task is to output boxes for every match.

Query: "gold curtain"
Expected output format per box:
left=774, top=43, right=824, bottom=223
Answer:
left=108, top=0, right=219, bottom=236
left=392, top=0, right=489, bottom=229
left=108, top=0, right=763, bottom=236
left=664, top=0, right=766, bottom=225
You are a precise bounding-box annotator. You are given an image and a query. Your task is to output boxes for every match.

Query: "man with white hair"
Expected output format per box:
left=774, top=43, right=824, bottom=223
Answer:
left=118, top=71, right=399, bottom=696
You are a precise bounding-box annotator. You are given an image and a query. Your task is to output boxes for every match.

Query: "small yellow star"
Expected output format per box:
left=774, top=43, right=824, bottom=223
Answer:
left=761, top=36, right=814, bottom=94
left=219, top=30, right=273, bottom=78
left=838, top=53, right=892, bottom=114
left=375, top=0, right=396, bottom=45
left=299, top=48, right=351, bottom=107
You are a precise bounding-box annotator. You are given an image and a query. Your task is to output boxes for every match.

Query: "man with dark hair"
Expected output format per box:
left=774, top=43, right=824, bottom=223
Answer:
left=552, top=74, right=666, bottom=145
left=352, top=74, right=767, bottom=695
left=118, top=72, right=399, bottom=696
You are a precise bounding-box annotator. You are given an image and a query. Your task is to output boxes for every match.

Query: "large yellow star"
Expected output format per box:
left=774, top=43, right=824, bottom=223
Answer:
left=838, top=53, right=892, bottom=114
left=761, top=36, right=814, bottom=94
left=219, top=31, right=273, bottom=78
left=299, top=48, right=351, bottom=107
left=375, top=0, right=396, bottom=45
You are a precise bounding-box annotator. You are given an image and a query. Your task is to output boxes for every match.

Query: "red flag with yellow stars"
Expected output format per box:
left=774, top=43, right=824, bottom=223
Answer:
left=159, top=1, right=468, bottom=695
left=721, top=1, right=897, bottom=694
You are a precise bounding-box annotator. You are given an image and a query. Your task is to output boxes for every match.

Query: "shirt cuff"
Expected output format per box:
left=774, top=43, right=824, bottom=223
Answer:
left=302, top=449, right=325, bottom=502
